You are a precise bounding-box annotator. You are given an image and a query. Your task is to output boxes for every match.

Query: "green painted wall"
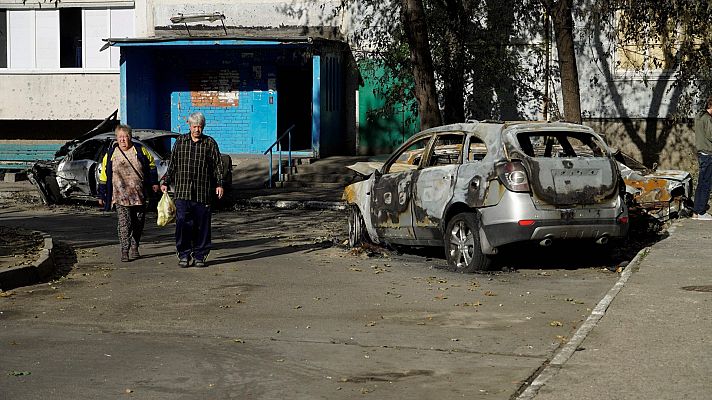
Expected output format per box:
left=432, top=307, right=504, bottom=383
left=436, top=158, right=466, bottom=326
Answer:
left=357, top=64, right=419, bottom=155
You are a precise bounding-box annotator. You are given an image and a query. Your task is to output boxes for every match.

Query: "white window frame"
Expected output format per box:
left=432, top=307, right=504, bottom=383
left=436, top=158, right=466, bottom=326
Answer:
left=0, top=6, right=133, bottom=74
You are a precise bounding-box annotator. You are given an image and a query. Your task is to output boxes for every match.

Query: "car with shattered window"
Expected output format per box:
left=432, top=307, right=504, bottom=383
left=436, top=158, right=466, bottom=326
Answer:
left=613, top=150, right=693, bottom=223
left=343, top=121, right=629, bottom=272
left=29, top=130, right=176, bottom=205
left=29, top=129, right=232, bottom=205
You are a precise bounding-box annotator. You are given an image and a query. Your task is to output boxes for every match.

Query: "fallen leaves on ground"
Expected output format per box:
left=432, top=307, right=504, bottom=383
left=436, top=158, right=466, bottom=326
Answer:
left=549, top=320, right=563, bottom=327
left=455, top=301, right=482, bottom=307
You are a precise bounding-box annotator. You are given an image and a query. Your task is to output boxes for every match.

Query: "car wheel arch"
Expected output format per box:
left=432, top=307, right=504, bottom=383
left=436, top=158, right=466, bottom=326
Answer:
left=346, top=201, right=380, bottom=244
left=441, top=202, right=478, bottom=234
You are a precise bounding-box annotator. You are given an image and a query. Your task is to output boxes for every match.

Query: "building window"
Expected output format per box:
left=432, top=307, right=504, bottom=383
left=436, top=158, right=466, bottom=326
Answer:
left=60, top=8, right=82, bottom=68
left=615, top=10, right=681, bottom=77
left=1, top=7, right=133, bottom=71
left=0, top=10, right=6, bottom=68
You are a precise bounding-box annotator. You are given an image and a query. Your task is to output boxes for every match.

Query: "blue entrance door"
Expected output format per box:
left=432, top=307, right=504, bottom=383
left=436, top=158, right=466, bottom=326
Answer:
left=250, top=90, right=277, bottom=153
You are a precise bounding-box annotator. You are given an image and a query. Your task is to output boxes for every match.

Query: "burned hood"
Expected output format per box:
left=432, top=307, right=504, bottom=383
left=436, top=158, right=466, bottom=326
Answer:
left=346, top=161, right=385, bottom=177
left=646, top=169, right=691, bottom=183
left=55, top=110, right=120, bottom=158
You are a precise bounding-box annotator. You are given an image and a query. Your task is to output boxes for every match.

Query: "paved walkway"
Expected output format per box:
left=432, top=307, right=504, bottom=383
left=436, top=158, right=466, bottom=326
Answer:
left=524, top=218, right=712, bottom=399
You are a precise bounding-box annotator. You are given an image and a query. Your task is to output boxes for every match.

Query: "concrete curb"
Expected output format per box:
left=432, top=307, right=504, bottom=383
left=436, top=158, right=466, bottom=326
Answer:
left=516, top=245, right=651, bottom=400
left=0, top=230, right=55, bottom=291
left=233, top=198, right=347, bottom=211
left=1, top=171, right=28, bottom=183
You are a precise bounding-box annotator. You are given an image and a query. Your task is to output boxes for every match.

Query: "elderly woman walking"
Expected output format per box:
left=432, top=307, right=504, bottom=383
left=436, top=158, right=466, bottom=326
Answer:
left=98, top=125, right=159, bottom=262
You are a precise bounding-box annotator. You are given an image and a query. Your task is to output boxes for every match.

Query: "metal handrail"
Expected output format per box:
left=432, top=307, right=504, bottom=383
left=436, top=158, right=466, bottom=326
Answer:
left=263, top=124, right=296, bottom=188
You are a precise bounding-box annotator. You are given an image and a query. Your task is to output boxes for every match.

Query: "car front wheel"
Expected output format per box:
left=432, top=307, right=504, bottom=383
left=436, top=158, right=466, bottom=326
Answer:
left=348, top=205, right=368, bottom=248
left=44, top=175, right=63, bottom=204
left=445, top=212, right=492, bottom=273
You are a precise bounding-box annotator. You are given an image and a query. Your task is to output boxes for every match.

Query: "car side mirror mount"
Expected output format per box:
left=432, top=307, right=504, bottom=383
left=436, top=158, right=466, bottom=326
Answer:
left=374, top=168, right=383, bottom=181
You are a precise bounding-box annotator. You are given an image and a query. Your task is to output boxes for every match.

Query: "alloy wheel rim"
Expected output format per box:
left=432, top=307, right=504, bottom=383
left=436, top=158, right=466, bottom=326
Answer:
left=450, top=221, right=474, bottom=268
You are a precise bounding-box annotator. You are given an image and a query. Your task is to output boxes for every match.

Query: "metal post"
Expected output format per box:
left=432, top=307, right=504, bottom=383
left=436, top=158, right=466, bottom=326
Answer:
left=268, top=149, right=273, bottom=188
left=278, top=140, right=282, bottom=184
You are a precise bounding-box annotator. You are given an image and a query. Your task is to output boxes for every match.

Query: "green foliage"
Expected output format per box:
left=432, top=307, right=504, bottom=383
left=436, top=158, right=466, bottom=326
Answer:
left=281, top=0, right=548, bottom=123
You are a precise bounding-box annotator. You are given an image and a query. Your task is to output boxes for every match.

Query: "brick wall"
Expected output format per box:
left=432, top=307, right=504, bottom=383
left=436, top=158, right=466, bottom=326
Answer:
left=169, top=51, right=278, bottom=154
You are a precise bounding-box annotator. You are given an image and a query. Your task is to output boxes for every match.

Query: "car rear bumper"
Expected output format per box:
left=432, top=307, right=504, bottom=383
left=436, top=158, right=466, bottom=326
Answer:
left=479, top=191, right=628, bottom=248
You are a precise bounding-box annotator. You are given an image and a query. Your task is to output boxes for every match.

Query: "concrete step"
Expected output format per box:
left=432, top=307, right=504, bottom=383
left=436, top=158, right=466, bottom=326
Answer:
left=284, top=172, right=363, bottom=184
left=290, top=156, right=371, bottom=175
left=275, top=181, right=348, bottom=190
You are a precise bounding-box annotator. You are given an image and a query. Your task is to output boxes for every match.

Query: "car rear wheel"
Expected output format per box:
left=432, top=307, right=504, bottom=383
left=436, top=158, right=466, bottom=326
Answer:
left=221, top=154, right=233, bottom=191
left=445, top=212, right=492, bottom=272
left=348, top=205, right=368, bottom=247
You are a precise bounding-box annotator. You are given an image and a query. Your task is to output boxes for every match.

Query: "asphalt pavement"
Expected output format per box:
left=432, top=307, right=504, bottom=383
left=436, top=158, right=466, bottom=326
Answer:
left=1, top=180, right=711, bottom=398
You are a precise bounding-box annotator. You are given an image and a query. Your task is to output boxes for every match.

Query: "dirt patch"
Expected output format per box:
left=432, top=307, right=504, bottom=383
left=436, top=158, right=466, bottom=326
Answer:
left=0, top=226, right=44, bottom=270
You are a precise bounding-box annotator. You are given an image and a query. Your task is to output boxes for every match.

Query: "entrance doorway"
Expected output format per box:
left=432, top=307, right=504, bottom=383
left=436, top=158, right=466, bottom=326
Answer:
left=277, top=65, right=313, bottom=152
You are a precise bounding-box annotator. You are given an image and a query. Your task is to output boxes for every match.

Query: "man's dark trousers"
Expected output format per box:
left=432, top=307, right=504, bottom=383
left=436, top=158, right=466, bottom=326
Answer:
left=694, top=152, right=712, bottom=215
left=175, top=199, right=212, bottom=261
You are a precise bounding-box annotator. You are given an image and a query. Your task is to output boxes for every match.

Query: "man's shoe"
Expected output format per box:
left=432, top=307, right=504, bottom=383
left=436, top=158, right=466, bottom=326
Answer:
left=178, top=257, right=191, bottom=268
left=194, top=258, right=207, bottom=268
left=121, top=251, right=130, bottom=262
left=693, top=213, right=712, bottom=220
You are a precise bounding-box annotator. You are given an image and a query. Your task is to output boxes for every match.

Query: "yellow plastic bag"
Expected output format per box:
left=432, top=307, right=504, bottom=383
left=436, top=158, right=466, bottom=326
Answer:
left=157, top=192, right=176, bottom=226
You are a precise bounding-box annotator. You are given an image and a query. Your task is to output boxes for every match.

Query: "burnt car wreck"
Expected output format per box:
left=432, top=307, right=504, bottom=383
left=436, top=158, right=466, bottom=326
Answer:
left=343, top=121, right=630, bottom=272
left=613, top=150, right=693, bottom=225
left=28, top=130, right=177, bottom=205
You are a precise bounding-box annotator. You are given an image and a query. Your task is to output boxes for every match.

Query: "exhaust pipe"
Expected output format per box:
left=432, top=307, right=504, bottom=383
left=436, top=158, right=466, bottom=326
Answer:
left=539, top=238, right=553, bottom=247
left=596, top=235, right=609, bottom=245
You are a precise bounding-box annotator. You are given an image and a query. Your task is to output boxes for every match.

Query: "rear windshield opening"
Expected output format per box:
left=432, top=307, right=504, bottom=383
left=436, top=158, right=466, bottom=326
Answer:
left=517, top=132, right=606, bottom=158
left=142, top=137, right=173, bottom=159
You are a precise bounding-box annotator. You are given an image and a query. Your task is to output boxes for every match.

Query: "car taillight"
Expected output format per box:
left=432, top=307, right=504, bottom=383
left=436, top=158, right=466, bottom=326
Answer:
left=497, top=161, right=530, bottom=192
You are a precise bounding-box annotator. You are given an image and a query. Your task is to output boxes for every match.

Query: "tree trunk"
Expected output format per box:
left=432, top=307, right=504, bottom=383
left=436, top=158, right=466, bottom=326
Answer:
left=543, top=0, right=582, bottom=123
left=400, top=0, right=442, bottom=129
left=441, top=0, right=467, bottom=124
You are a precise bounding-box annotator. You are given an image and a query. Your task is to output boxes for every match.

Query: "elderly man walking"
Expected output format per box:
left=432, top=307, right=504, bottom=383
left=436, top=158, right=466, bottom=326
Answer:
left=161, top=112, right=226, bottom=267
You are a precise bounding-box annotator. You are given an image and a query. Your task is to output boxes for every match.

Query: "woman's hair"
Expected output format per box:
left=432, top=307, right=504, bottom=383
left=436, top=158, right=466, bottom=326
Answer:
left=188, top=112, right=206, bottom=127
left=115, top=124, right=133, bottom=138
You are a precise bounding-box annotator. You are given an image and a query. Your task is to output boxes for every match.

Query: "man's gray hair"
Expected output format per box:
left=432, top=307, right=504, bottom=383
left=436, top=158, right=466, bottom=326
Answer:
left=188, top=112, right=206, bottom=127
left=115, top=124, right=133, bottom=138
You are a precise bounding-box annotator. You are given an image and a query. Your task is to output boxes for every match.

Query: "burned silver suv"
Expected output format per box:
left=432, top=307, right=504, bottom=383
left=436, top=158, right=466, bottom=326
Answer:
left=343, top=121, right=629, bottom=272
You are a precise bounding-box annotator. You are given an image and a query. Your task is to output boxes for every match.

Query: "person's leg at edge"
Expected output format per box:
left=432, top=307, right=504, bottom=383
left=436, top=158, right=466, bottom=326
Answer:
left=129, top=205, right=146, bottom=259
left=192, top=202, right=212, bottom=265
left=693, top=153, right=712, bottom=217
left=116, top=205, right=131, bottom=262
left=175, top=199, right=195, bottom=264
